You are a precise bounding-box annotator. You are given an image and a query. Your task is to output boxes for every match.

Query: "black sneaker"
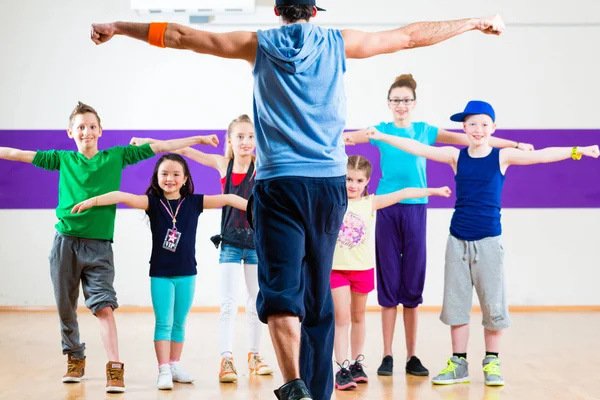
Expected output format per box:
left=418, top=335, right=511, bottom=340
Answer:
left=335, top=361, right=357, bottom=391
left=274, top=378, right=312, bottom=400
left=377, top=355, right=393, bottom=376
left=405, top=355, right=429, bottom=376
left=349, top=355, right=368, bottom=383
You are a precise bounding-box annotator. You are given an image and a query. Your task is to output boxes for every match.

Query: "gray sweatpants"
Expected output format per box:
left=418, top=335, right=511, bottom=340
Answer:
left=50, top=232, right=118, bottom=358
left=440, top=235, right=510, bottom=330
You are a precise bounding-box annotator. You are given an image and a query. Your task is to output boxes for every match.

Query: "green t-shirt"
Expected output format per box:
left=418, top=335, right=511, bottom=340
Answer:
left=32, top=143, right=155, bottom=241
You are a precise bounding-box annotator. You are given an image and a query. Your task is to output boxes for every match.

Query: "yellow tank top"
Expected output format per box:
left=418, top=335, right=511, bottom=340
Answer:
left=332, top=195, right=375, bottom=271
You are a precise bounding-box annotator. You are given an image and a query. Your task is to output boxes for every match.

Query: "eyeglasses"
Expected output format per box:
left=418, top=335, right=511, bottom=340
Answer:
left=388, top=98, right=415, bottom=106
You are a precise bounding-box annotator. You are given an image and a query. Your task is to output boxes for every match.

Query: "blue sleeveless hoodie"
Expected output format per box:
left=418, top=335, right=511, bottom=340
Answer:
left=253, top=23, right=347, bottom=179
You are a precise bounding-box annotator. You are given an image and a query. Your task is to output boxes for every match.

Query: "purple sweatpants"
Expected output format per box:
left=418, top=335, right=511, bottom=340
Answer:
left=375, top=203, right=427, bottom=308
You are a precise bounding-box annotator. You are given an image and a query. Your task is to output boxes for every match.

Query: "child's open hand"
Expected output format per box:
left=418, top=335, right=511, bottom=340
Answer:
left=433, top=186, right=452, bottom=197
left=71, top=199, right=96, bottom=214
left=200, top=135, right=219, bottom=148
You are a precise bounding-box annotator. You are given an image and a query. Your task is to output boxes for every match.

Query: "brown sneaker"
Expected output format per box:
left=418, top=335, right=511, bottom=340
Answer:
left=62, top=354, right=86, bottom=383
left=106, top=361, right=125, bottom=393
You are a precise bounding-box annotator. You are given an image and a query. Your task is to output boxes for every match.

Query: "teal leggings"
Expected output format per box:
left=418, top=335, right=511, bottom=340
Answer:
left=150, top=276, right=196, bottom=342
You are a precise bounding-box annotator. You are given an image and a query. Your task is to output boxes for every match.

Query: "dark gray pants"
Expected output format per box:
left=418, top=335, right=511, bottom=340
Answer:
left=50, top=232, right=118, bottom=358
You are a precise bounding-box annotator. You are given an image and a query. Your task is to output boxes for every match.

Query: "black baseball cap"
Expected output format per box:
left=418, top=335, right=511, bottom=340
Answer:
left=275, top=0, right=326, bottom=11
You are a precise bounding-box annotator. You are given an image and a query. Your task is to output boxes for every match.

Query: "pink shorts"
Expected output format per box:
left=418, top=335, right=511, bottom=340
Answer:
left=330, top=268, right=375, bottom=294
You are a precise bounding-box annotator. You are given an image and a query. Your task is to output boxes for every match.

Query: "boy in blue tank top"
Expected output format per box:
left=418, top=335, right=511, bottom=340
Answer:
left=367, top=100, right=599, bottom=387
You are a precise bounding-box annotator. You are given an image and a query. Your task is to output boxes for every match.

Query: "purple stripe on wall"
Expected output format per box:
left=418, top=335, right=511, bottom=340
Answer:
left=0, top=129, right=599, bottom=209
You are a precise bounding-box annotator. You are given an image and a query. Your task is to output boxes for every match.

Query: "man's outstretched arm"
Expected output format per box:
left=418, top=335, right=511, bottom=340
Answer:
left=342, top=15, right=504, bottom=59
left=91, top=22, right=257, bottom=63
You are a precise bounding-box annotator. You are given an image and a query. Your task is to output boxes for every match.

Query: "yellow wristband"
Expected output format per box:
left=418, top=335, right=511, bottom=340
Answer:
left=572, top=147, right=582, bottom=161
left=95, top=197, right=99, bottom=206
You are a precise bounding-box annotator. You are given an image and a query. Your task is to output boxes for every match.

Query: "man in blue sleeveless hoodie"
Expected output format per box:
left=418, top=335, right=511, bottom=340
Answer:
left=91, top=3, right=506, bottom=399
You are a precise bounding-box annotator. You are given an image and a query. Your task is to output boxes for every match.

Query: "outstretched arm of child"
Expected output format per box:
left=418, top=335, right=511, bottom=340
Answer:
left=129, top=138, right=227, bottom=174
left=436, top=129, right=535, bottom=151
left=500, top=145, right=599, bottom=170
left=367, top=128, right=459, bottom=165
left=372, top=187, right=452, bottom=211
left=203, top=194, right=248, bottom=211
left=129, top=135, right=219, bottom=154
left=0, top=147, right=37, bottom=163
left=178, top=147, right=228, bottom=175
left=71, top=191, right=149, bottom=213
left=342, top=129, right=371, bottom=146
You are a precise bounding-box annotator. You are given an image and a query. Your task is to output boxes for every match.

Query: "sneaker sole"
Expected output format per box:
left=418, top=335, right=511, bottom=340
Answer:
left=335, top=382, right=358, bottom=390
left=219, top=374, right=238, bottom=383
left=106, top=386, right=126, bottom=393
left=62, top=376, right=85, bottom=383
left=353, top=377, right=368, bottom=383
left=432, top=377, right=470, bottom=385
left=158, top=384, right=174, bottom=390
left=485, top=381, right=505, bottom=386
left=250, top=367, right=274, bottom=376
left=173, top=378, right=195, bottom=383
left=377, top=370, right=393, bottom=376
left=407, top=369, right=430, bottom=376
left=274, top=391, right=312, bottom=400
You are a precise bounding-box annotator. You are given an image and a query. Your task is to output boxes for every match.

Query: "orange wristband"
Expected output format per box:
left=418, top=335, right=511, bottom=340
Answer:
left=148, top=22, right=168, bottom=48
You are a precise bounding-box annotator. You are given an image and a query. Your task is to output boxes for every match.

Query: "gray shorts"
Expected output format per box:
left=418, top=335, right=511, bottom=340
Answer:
left=440, top=235, right=510, bottom=330
left=50, top=232, right=118, bottom=315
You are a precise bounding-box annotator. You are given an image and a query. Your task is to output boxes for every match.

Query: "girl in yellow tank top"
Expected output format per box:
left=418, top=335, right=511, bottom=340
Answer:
left=331, top=155, right=450, bottom=391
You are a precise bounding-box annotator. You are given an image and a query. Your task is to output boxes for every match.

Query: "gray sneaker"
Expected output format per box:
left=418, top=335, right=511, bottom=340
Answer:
left=482, top=356, right=504, bottom=386
left=431, top=356, right=470, bottom=385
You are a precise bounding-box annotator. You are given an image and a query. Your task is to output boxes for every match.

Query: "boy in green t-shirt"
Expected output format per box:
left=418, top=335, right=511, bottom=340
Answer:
left=0, top=102, right=218, bottom=393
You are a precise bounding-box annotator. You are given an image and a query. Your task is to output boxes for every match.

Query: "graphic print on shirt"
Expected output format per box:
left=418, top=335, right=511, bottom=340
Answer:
left=163, top=228, right=182, bottom=252
left=337, top=211, right=367, bottom=249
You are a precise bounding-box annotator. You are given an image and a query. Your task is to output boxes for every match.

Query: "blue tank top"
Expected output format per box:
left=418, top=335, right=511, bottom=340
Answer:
left=450, top=147, right=505, bottom=241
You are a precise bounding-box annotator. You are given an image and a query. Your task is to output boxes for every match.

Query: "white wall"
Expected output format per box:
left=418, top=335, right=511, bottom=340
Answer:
left=1, top=0, right=599, bottom=307
left=1, top=208, right=599, bottom=307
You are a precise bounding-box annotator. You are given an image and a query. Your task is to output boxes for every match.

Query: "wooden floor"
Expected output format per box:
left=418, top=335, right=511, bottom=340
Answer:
left=1, top=311, right=599, bottom=400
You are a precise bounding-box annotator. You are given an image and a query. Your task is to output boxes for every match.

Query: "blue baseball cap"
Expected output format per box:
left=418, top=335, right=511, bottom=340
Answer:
left=275, top=0, right=326, bottom=11
left=450, top=100, right=496, bottom=122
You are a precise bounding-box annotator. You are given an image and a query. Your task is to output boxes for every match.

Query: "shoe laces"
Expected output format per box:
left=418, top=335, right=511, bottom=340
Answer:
left=107, top=367, right=123, bottom=381
left=351, top=354, right=366, bottom=371
left=336, top=360, right=352, bottom=377
left=222, top=358, right=236, bottom=374
left=67, top=361, right=83, bottom=374
left=483, top=359, right=501, bottom=376
left=439, top=358, right=460, bottom=375
left=251, top=353, right=266, bottom=365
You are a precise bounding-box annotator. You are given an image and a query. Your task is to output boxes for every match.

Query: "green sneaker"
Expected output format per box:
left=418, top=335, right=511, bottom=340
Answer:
left=431, top=356, right=470, bottom=385
left=482, top=356, right=504, bottom=386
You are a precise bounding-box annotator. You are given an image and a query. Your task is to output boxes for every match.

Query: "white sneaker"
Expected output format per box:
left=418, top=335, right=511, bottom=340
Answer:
left=157, top=364, right=174, bottom=390
left=171, top=361, right=195, bottom=383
